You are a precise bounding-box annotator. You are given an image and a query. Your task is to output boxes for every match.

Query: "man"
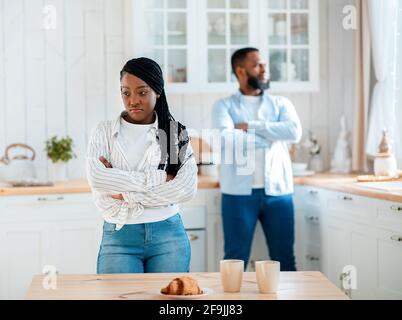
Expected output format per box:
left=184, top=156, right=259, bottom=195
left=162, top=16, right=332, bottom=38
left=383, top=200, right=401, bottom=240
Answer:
left=212, top=47, right=302, bottom=271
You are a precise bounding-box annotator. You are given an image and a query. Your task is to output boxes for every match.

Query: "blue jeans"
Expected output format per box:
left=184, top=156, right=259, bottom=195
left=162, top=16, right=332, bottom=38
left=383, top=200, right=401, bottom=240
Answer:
left=222, top=190, right=296, bottom=271
left=97, top=213, right=191, bottom=273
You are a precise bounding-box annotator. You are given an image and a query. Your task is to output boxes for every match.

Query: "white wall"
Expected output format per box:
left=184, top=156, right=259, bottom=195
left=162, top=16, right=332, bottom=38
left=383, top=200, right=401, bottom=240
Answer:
left=0, top=0, right=356, bottom=180
left=0, top=0, right=128, bottom=179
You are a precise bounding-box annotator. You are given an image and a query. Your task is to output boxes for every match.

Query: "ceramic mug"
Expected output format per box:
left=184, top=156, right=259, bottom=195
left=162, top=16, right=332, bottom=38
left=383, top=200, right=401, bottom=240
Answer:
left=220, top=259, right=244, bottom=293
left=255, top=260, right=280, bottom=294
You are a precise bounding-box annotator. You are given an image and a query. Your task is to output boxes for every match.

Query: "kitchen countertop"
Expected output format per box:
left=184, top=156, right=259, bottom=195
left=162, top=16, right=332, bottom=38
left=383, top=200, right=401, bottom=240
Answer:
left=1, top=173, right=402, bottom=203
left=25, top=271, right=348, bottom=300
left=294, top=173, right=402, bottom=203
left=0, top=175, right=220, bottom=196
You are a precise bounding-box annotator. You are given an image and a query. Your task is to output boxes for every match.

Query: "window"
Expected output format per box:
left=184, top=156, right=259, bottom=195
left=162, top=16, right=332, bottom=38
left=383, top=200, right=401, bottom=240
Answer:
left=266, top=0, right=311, bottom=83
left=132, top=0, right=319, bottom=93
left=206, top=0, right=251, bottom=83
left=138, top=0, right=189, bottom=83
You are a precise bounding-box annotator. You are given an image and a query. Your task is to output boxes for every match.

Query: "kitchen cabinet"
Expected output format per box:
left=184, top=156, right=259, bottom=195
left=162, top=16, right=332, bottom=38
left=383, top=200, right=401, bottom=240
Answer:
left=294, top=186, right=402, bottom=300
left=132, top=0, right=319, bottom=93
left=294, top=186, right=322, bottom=271
left=0, top=193, right=103, bottom=300
left=0, top=189, right=217, bottom=299
left=375, top=227, right=402, bottom=299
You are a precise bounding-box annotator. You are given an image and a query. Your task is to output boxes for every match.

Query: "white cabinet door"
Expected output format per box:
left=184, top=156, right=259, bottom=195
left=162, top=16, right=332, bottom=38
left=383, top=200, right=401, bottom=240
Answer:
left=321, top=216, right=350, bottom=290
left=0, top=193, right=102, bottom=299
left=187, top=230, right=206, bottom=272
left=349, top=223, right=377, bottom=300
left=0, top=222, right=51, bottom=300
left=375, top=228, right=402, bottom=299
left=52, top=219, right=103, bottom=275
left=294, top=186, right=322, bottom=271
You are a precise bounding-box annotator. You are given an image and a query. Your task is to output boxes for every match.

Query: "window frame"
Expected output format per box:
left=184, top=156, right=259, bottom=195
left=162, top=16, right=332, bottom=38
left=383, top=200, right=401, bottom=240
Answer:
left=132, top=0, right=319, bottom=93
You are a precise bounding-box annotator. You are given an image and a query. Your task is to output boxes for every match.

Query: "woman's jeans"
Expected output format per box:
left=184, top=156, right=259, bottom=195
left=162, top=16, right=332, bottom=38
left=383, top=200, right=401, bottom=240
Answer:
left=97, top=213, right=191, bottom=273
left=222, top=190, right=297, bottom=271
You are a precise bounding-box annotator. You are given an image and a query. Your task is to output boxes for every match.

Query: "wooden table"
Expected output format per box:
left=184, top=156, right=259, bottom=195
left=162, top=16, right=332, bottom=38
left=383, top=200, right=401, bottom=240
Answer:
left=26, top=272, right=348, bottom=300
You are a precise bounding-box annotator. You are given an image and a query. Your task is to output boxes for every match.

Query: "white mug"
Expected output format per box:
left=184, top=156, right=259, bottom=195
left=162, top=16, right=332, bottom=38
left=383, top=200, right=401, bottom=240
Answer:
left=220, top=260, right=244, bottom=293
left=256, top=260, right=280, bottom=294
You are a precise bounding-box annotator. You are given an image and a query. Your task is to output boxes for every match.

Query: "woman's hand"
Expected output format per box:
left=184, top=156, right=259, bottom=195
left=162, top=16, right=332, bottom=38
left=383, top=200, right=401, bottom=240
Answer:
left=99, top=156, right=123, bottom=200
left=111, top=194, right=124, bottom=200
left=99, top=156, right=113, bottom=168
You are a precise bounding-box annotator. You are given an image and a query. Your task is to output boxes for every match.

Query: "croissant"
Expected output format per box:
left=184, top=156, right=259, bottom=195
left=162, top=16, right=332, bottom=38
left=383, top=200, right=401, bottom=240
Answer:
left=161, top=276, right=203, bottom=295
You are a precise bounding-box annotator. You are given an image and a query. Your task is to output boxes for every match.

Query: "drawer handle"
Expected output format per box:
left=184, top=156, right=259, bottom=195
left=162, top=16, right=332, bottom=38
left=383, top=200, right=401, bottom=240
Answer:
left=390, top=205, right=402, bottom=212
left=305, top=215, right=320, bottom=223
left=305, top=255, right=320, bottom=262
left=390, top=235, right=402, bottom=242
left=342, top=196, right=353, bottom=201
left=38, top=196, right=64, bottom=201
left=188, top=234, right=199, bottom=241
left=309, top=190, right=318, bottom=196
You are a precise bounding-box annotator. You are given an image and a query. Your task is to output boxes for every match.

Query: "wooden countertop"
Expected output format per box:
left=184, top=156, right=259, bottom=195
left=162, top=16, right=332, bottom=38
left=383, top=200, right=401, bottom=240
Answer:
left=25, top=271, right=348, bottom=300
left=294, top=173, right=402, bottom=203
left=2, top=173, right=402, bottom=203
left=0, top=175, right=220, bottom=196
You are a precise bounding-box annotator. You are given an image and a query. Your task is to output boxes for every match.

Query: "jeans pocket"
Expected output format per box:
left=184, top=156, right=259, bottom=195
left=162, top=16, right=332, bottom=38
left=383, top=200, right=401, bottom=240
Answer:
left=103, top=222, right=117, bottom=234
left=164, top=213, right=181, bottom=225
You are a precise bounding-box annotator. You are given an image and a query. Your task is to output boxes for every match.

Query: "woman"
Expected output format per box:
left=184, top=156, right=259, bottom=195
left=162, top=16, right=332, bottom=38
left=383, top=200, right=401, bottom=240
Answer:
left=86, top=57, right=198, bottom=273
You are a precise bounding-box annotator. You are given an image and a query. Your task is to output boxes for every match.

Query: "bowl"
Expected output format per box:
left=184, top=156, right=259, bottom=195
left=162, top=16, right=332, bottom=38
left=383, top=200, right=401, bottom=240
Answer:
left=292, top=162, right=308, bottom=173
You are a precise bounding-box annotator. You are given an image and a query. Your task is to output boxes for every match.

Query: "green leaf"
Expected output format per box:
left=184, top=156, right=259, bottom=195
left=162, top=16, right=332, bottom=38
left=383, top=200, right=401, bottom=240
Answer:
left=44, top=135, right=76, bottom=163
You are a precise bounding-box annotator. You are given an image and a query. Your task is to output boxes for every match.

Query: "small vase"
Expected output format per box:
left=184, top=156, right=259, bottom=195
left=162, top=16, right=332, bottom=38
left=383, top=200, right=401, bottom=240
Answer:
left=50, top=161, right=67, bottom=182
left=309, top=154, right=324, bottom=173
left=374, top=155, right=398, bottom=177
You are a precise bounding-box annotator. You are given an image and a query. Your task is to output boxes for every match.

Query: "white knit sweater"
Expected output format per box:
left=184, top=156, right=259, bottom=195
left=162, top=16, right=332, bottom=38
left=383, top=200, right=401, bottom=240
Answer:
left=86, top=112, right=198, bottom=230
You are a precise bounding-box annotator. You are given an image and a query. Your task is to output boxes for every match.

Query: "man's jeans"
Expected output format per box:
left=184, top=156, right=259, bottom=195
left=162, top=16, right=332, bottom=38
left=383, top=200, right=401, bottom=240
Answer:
left=97, top=213, right=191, bottom=273
left=222, top=189, right=297, bottom=271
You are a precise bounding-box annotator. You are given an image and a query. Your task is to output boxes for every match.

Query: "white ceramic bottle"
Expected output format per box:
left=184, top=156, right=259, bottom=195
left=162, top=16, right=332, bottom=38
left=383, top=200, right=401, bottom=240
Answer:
left=374, top=130, right=398, bottom=178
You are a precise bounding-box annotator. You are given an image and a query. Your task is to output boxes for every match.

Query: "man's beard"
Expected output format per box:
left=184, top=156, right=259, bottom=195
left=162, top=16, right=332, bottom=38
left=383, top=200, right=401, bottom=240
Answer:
left=247, top=74, right=270, bottom=91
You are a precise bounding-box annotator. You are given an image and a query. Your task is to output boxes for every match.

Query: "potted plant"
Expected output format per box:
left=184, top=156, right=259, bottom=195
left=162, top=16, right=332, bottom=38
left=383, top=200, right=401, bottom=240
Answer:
left=45, top=136, right=76, bottom=182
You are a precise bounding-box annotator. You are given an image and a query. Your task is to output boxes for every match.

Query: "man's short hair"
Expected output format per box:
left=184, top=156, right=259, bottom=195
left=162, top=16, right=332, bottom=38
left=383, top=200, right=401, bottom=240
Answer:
left=231, top=47, right=259, bottom=78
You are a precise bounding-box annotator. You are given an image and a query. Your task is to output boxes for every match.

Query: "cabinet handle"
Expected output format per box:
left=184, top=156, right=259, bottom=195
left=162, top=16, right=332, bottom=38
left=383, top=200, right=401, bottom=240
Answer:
left=305, top=255, right=320, bottom=261
left=342, top=196, right=353, bottom=201
left=390, top=205, right=402, bottom=212
left=37, top=196, right=64, bottom=201
left=390, top=235, right=402, bottom=242
left=305, top=215, right=320, bottom=224
left=309, top=190, right=318, bottom=196
left=188, top=234, right=199, bottom=241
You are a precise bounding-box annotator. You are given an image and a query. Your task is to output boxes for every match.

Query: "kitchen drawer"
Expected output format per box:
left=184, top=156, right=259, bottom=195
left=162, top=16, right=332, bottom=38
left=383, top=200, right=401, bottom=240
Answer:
left=326, top=191, right=376, bottom=223
left=302, top=212, right=321, bottom=246
left=294, top=186, right=322, bottom=210
left=0, top=193, right=99, bottom=223
left=180, top=206, right=206, bottom=229
left=303, top=244, right=321, bottom=271
left=376, top=200, right=402, bottom=231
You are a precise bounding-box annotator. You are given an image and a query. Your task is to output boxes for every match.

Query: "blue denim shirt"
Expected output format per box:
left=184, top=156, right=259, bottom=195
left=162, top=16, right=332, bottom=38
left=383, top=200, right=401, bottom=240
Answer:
left=212, top=90, right=302, bottom=196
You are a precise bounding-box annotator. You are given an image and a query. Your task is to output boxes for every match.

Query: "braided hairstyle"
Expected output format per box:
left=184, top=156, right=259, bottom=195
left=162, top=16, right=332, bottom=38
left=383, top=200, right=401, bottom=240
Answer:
left=120, top=57, right=189, bottom=176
